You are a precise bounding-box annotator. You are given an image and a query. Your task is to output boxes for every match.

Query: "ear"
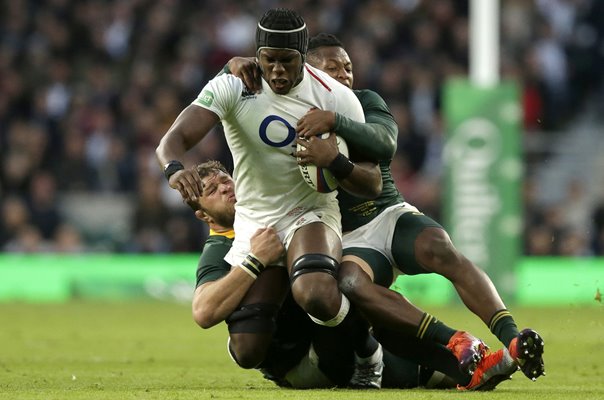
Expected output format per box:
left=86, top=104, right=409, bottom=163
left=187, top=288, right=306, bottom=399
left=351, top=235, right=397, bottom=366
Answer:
left=195, top=210, right=212, bottom=224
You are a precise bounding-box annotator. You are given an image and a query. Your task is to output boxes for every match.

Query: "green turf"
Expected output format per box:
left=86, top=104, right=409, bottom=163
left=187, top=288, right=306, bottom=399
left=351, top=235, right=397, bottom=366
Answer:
left=1, top=302, right=603, bottom=399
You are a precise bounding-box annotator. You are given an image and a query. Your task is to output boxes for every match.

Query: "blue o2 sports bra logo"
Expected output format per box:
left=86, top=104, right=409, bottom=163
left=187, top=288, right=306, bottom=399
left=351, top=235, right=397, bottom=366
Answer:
left=259, top=115, right=296, bottom=147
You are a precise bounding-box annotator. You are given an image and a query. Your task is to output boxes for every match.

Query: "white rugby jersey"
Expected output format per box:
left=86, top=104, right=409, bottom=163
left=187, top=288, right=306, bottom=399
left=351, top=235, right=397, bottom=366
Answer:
left=192, top=64, right=365, bottom=231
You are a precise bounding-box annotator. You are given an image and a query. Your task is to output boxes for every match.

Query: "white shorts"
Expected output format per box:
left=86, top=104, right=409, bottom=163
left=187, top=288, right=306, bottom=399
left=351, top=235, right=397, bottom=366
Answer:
left=283, top=344, right=334, bottom=389
left=225, top=204, right=341, bottom=267
left=342, top=202, right=420, bottom=267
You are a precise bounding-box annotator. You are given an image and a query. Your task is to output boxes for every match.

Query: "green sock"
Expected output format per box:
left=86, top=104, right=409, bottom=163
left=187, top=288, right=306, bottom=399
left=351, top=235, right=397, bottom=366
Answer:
left=489, top=309, right=519, bottom=348
left=417, top=313, right=457, bottom=345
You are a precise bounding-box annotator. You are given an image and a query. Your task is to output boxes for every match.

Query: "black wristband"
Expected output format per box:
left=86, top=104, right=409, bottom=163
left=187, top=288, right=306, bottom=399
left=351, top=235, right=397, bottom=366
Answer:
left=239, top=253, right=266, bottom=279
left=328, top=153, right=354, bottom=180
left=163, top=160, right=184, bottom=181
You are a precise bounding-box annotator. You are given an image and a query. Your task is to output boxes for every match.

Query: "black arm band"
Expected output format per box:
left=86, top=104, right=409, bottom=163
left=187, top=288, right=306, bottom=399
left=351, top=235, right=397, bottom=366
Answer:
left=328, top=153, right=355, bottom=180
left=164, top=160, right=184, bottom=181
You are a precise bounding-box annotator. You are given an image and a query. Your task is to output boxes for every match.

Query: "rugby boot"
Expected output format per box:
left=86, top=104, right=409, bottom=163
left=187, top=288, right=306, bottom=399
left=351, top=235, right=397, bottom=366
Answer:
left=349, top=343, right=384, bottom=389
left=446, top=331, right=488, bottom=375
left=509, top=328, right=545, bottom=381
left=460, top=347, right=517, bottom=391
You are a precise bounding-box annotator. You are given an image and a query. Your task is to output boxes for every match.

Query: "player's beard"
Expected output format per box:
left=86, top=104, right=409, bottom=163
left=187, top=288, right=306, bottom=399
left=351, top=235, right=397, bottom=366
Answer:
left=212, top=206, right=235, bottom=229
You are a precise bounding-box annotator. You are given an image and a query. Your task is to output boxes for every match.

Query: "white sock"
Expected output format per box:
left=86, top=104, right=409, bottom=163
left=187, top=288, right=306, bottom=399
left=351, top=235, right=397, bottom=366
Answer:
left=356, top=343, right=383, bottom=365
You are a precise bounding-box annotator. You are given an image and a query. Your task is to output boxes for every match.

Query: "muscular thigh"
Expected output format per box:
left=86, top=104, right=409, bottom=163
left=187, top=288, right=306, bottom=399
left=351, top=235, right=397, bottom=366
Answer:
left=391, top=212, right=442, bottom=275
left=287, top=222, right=342, bottom=269
left=240, top=266, right=289, bottom=305
left=343, top=203, right=440, bottom=275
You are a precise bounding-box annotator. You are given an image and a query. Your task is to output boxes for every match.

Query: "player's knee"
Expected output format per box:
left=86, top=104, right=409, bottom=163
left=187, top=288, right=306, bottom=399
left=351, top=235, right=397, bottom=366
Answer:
left=228, top=335, right=266, bottom=369
left=225, top=303, right=278, bottom=368
left=337, top=262, right=368, bottom=300
left=291, top=273, right=339, bottom=318
left=289, top=254, right=341, bottom=319
left=290, top=253, right=339, bottom=283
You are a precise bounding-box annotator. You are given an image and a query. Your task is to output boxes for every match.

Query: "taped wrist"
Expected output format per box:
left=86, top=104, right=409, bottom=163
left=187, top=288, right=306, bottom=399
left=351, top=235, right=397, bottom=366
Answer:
left=328, top=153, right=354, bottom=180
left=238, top=253, right=266, bottom=279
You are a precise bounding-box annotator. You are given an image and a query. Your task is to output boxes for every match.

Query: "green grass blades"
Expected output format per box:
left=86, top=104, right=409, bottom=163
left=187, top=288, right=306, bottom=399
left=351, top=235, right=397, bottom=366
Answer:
left=1, top=302, right=603, bottom=399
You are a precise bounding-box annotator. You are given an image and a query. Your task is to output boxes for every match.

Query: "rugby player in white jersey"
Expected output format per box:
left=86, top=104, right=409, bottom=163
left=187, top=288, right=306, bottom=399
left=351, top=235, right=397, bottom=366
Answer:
left=156, top=8, right=385, bottom=385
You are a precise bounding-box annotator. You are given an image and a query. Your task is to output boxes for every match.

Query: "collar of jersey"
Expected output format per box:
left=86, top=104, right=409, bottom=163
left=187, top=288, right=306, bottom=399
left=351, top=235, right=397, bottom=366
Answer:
left=209, top=228, right=235, bottom=239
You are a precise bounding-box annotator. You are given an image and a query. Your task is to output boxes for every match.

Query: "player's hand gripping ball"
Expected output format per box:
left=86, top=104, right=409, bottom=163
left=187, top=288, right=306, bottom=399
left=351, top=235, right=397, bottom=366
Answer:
left=297, top=133, right=349, bottom=193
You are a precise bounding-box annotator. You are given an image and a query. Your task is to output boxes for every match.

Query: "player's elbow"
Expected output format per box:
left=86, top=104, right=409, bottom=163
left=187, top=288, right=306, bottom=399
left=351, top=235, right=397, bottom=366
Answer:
left=383, top=127, right=398, bottom=159
left=192, top=306, right=220, bottom=329
left=365, top=125, right=397, bottom=160
left=384, top=136, right=397, bottom=159
left=375, top=129, right=398, bottom=160
left=154, top=145, right=161, bottom=163
left=155, top=136, right=169, bottom=164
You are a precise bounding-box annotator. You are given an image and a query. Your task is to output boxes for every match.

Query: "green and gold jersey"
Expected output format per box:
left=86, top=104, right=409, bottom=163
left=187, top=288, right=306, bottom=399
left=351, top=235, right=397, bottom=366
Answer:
left=195, top=229, right=235, bottom=288
left=335, top=89, right=404, bottom=232
left=193, top=228, right=312, bottom=381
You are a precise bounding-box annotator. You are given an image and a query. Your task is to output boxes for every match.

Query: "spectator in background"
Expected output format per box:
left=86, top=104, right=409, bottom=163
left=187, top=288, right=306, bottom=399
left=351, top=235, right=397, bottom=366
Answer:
left=53, top=129, right=99, bottom=191
left=0, top=196, right=31, bottom=247
left=525, top=225, right=555, bottom=256
left=130, top=177, right=171, bottom=253
left=593, top=203, right=604, bottom=254
left=4, top=225, right=48, bottom=253
left=53, top=223, right=85, bottom=253
left=27, top=171, right=61, bottom=240
left=0, top=0, right=601, bottom=255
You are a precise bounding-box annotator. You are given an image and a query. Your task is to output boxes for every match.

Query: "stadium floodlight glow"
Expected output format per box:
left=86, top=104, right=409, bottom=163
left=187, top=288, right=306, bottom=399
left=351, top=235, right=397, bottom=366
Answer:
left=470, top=0, right=499, bottom=88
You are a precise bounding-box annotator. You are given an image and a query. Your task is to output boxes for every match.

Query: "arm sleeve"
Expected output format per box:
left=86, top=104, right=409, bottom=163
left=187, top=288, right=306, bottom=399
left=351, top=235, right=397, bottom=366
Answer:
left=195, top=237, right=233, bottom=288
left=191, top=74, right=242, bottom=119
left=333, top=90, right=398, bottom=161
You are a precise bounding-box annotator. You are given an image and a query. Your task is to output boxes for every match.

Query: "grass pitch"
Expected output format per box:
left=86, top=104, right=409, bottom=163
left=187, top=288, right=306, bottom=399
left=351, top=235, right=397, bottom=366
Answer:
left=1, top=301, right=603, bottom=400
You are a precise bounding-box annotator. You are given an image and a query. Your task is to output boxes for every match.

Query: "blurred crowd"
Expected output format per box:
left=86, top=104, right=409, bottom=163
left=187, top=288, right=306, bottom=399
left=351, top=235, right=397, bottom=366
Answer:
left=1, top=0, right=603, bottom=255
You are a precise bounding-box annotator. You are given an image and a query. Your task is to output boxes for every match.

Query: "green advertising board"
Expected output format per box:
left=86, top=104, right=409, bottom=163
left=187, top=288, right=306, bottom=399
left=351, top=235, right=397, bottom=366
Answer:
left=443, top=79, right=522, bottom=299
left=0, top=255, right=602, bottom=305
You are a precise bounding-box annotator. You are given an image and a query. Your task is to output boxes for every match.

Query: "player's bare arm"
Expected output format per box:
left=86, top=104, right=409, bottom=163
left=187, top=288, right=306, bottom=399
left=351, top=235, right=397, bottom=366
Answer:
left=193, top=227, right=285, bottom=329
left=156, top=104, right=220, bottom=200
left=295, top=133, right=381, bottom=198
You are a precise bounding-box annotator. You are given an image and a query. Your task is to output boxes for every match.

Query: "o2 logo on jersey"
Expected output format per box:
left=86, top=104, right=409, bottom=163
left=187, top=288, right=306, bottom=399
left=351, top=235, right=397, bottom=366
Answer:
left=259, top=115, right=296, bottom=149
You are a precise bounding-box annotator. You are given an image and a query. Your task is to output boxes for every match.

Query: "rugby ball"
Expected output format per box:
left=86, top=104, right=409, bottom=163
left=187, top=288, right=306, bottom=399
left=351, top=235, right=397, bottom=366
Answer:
left=298, top=133, right=349, bottom=193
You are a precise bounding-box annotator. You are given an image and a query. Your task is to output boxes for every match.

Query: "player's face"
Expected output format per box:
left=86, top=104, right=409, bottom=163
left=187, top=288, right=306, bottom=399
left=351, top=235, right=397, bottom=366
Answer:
left=257, top=48, right=304, bottom=95
left=198, top=171, right=236, bottom=228
left=308, top=46, right=354, bottom=89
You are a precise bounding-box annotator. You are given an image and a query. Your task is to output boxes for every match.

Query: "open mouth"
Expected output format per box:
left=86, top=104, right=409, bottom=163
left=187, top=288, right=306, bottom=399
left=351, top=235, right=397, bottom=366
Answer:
left=272, top=79, right=288, bottom=91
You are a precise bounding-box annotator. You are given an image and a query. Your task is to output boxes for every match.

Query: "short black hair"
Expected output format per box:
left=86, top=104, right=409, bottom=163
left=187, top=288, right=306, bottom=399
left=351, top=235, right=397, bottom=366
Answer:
left=256, top=8, right=308, bottom=55
left=308, top=33, right=344, bottom=53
